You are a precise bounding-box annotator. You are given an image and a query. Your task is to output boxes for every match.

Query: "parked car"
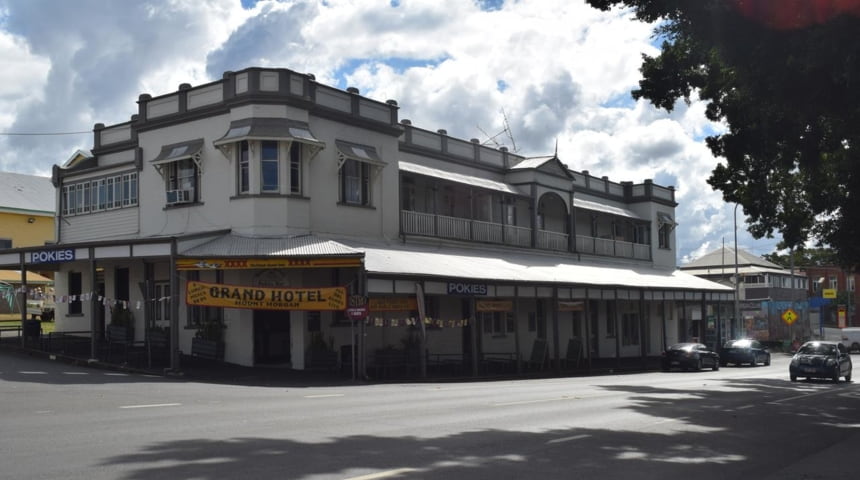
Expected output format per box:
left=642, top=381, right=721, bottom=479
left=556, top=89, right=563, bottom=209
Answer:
left=661, top=343, right=720, bottom=371
left=720, top=339, right=771, bottom=367
left=789, top=341, right=852, bottom=383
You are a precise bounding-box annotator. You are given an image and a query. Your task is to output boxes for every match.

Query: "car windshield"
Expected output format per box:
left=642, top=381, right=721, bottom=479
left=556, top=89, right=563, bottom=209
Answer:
left=798, top=343, right=836, bottom=355
left=725, top=339, right=752, bottom=348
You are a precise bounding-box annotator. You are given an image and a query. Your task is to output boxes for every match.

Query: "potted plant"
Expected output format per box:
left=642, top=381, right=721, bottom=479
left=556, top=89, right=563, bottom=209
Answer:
left=191, top=316, right=226, bottom=360
left=107, top=303, right=135, bottom=344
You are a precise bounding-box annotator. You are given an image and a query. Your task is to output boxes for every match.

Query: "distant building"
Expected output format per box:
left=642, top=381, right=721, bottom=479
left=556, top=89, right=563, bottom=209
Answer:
left=0, top=171, right=55, bottom=249
left=0, top=171, right=56, bottom=317
left=681, top=246, right=809, bottom=342
left=801, top=265, right=857, bottom=330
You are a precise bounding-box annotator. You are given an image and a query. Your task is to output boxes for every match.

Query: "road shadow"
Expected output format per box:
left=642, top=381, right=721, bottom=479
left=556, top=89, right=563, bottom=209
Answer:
left=91, top=375, right=860, bottom=480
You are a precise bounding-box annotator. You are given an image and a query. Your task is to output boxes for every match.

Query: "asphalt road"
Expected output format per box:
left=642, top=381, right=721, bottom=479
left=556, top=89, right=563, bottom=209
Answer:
left=1, top=350, right=858, bottom=480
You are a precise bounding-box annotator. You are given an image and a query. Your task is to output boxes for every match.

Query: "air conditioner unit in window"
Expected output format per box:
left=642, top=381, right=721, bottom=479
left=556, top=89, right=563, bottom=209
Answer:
left=166, top=189, right=193, bottom=205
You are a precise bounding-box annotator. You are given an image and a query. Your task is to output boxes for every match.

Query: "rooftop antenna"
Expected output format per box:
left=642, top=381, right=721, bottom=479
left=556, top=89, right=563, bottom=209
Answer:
left=477, top=108, right=518, bottom=153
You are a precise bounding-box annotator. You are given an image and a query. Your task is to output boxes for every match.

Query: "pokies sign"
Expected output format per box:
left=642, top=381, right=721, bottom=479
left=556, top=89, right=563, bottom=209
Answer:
left=186, top=280, right=346, bottom=311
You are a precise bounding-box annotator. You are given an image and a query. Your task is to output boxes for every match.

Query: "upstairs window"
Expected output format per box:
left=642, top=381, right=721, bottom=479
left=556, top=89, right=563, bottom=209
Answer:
left=165, top=158, right=199, bottom=204
left=341, top=158, right=370, bottom=206
left=151, top=139, right=203, bottom=206
left=289, top=141, right=302, bottom=195
left=238, top=141, right=250, bottom=194
left=61, top=172, right=137, bottom=216
left=336, top=140, right=385, bottom=208
left=657, top=212, right=676, bottom=250
left=213, top=118, right=324, bottom=196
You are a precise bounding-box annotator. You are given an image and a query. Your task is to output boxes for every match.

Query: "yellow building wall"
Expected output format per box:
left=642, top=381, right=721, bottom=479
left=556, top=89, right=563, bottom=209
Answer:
left=0, top=211, right=55, bottom=248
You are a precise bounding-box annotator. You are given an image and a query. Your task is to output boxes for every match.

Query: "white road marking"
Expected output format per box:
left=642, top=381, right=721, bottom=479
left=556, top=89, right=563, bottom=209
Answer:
left=493, top=396, right=577, bottom=407
left=547, top=434, right=590, bottom=444
left=768, top=386, right=856, bottom=405
left=62, top=371, right=89, bottom=375
left=19, top=371, right=47, bottom=374
left=343, top=468, right=419, bottom=480
left=119, top=403, right=181, bottom=409
left=304, top=394, right=345, bottom=399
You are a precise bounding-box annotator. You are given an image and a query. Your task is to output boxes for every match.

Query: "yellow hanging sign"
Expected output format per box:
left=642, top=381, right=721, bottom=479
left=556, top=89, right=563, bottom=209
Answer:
left=177, top=257, right=361, bottom=271
left=186, top=280, right=346, bottom=311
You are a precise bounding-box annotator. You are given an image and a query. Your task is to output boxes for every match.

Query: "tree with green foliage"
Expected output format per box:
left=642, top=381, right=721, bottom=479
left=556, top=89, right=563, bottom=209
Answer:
left=587, top=0, right=860, bottom=269
left=763, top=247, right=837, bottom=268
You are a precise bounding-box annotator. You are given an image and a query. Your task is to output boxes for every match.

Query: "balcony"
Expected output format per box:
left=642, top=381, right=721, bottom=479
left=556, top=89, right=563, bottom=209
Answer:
left=400, top=210, right=651, bottom=261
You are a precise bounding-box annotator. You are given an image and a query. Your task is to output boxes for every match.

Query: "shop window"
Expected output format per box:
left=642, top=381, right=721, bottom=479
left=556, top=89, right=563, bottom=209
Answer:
left=606, top=301, right=616, bottom=338
left=481, top=311, right=512, bottom=336
left=0, top=238, right=11, bottom=249
left=187, top=271, right=222, bottom=329
left=154, top=282, right=170, bottom=322
left=621, top=313, right=640, bottom=346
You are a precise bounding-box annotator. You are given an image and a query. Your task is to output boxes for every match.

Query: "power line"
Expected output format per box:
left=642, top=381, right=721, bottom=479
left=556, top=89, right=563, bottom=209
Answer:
left=0, top=130, right=90, bottom=136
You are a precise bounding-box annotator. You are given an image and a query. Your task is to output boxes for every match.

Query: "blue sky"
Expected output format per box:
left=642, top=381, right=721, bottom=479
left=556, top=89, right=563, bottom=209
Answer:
left=0, top=0, right=783, bottom=263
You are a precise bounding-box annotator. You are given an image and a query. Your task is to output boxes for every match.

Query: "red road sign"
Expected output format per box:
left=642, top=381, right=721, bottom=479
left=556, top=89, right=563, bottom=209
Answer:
left=345, top=306, right=368, bottom=321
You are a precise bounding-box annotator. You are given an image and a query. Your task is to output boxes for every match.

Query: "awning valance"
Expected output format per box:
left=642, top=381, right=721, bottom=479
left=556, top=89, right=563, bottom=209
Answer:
left=213, top=118, right=325, bottom=160
left=150, top=138, right=204, bottom=176
left=335, top=140, right=386, bottom=170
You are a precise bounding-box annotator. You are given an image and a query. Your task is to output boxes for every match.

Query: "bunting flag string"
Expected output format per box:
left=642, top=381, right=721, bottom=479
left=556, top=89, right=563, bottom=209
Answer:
left=366, top=316, right=468, bottom=329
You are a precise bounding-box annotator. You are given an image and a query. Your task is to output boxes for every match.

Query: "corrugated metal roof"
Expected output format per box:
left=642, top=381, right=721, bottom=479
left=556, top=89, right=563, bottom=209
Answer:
left=399, top=161, right=521, bottom=195
left=338, top=239, right=731, bottom=291
left=682, top=246, right=784, bottom=270
left=180, top=234, right=363, bottom=257
left=0, top=172, right=55, bottom=215
left=510, top=156, right=554, bottom=169
left=0, top=270, right=53, bottom=284
left=574, top=197, right=642, bottom=220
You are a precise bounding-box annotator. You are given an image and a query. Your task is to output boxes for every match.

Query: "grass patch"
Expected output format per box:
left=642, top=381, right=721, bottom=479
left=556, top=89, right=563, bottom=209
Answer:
left=0, top=317, right=56, bottom=334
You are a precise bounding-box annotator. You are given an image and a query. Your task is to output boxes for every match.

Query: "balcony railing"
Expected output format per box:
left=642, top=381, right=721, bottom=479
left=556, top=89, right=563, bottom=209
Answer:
left=400, top=210, right=651, bottom=261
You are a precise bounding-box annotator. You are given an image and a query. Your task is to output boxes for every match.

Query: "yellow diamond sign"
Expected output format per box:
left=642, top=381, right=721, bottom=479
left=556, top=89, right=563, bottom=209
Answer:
left=781, top=308, right=798, bottom=325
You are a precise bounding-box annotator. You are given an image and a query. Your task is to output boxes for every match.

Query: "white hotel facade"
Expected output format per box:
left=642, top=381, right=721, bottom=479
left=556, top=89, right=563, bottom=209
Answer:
left=0, top=66, right=731, bottom=376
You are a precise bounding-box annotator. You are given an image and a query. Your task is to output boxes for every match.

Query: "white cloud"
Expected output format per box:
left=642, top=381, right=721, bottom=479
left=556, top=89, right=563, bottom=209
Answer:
left=0, top=0, right=778, bottom=263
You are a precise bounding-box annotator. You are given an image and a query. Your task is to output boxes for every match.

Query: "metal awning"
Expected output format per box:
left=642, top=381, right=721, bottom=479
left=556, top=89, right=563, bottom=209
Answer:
left=574, top=198, right=642, bottom=220
left=335, top=140, right=387, bottom=170
left=150, top=138, right=204, bottom=176
left=213, top=118, right=325, bottom=160
left=657, top=212, right=677, bottom=230
left=337, top=239, right=732, bottom=292
left=399, top=161, right=521, bottom=195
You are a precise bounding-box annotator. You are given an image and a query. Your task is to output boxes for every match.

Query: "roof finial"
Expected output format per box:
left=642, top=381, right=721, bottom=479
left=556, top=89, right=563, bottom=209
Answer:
left=554, top=138, right=558, bottom=159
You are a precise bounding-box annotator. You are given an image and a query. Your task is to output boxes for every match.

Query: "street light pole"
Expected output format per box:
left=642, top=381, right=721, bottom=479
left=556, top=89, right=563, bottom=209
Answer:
left=734, top=203, right=740, bottom=339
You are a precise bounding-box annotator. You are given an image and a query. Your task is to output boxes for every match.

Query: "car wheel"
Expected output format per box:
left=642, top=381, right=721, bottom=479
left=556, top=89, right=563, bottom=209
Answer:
left=790, top=374, right=797, bottom=382
left=697, top=359, right=704, bottom=371
left=720, top=361, right=726, bottom=367
left=764, top=355, right=770, bottom=366
left=712, top=361, right=719, bottom=371
left=832, top=368, right=841, bottom=383
left=749, top=356, right=757, bottom=367
left=846, top=372, right=852, bottom=382
left=852, top=343, right=860, bottom=353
